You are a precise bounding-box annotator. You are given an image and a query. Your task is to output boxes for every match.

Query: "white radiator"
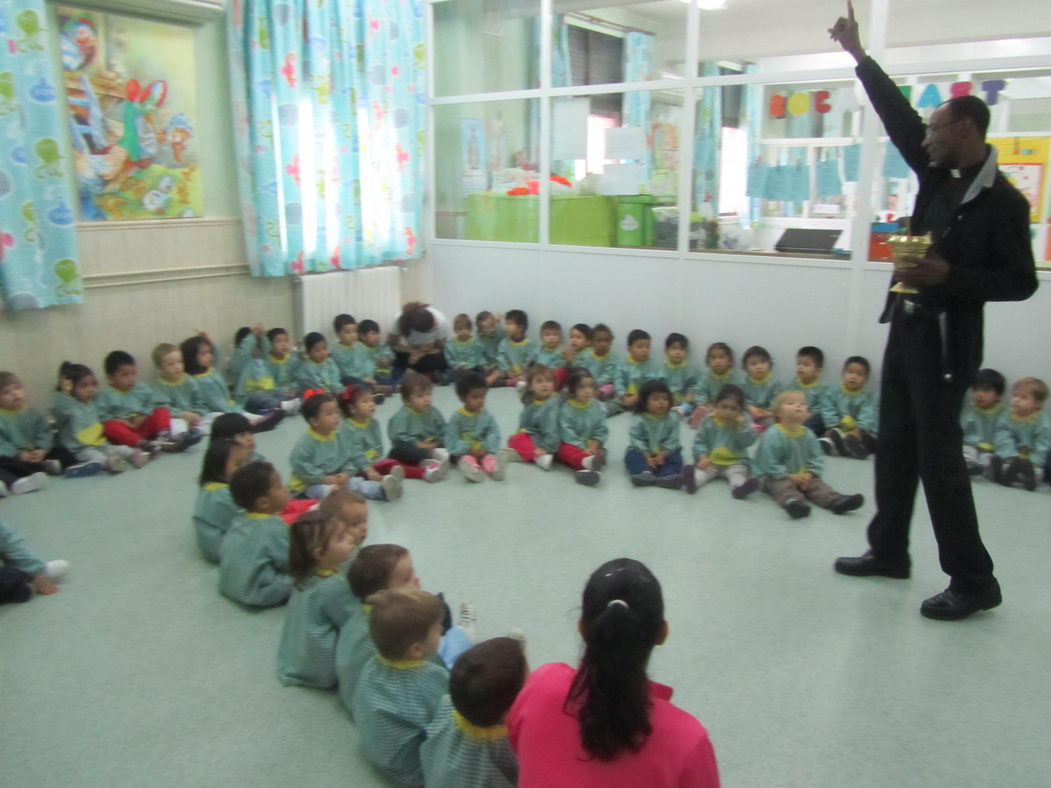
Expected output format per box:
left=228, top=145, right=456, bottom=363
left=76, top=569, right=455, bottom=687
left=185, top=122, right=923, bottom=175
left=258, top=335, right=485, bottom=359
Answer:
left=295, top=266, right=403, bottom=342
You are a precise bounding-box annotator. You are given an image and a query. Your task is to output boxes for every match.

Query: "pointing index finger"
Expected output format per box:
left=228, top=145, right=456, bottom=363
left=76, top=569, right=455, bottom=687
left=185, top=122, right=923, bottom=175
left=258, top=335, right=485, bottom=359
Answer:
left=848, top=0, right=855, bottom=23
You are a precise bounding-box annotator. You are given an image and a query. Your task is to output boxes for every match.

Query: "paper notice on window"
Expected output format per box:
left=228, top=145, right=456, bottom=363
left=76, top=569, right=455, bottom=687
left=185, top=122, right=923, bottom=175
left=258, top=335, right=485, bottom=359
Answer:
left=606, top=126, right=646, bottom=160
left=599, top=163, right=642, bottom=195
left=552, top=98, right=589, bottom=161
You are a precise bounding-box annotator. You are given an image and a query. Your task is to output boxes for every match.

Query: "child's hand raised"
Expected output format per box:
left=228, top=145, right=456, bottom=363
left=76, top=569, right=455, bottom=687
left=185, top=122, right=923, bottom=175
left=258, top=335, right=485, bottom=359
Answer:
left=252, top=323, right=265, bottom=336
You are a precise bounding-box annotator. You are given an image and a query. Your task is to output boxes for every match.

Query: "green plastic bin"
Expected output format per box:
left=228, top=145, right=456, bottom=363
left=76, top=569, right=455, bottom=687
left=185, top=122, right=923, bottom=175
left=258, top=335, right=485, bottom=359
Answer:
left=615, top=195, right=657, bottom=247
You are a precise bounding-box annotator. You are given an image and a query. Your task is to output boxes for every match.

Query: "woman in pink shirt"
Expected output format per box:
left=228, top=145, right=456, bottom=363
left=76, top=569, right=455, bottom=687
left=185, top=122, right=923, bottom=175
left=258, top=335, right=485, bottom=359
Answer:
left=508, top=558, right=720, bottom=788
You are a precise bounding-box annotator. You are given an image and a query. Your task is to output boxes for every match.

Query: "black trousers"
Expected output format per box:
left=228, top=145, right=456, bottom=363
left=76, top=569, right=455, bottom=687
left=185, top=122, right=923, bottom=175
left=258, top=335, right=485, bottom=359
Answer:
left=393, top=351, right=449, bottom=377
left=0, top=447, right=77, bottom=488
left=867, top=310, right=994, bottom=593
left=0, top=566, right=33, bottom=604
left=389, top=441, right=432, bottom=465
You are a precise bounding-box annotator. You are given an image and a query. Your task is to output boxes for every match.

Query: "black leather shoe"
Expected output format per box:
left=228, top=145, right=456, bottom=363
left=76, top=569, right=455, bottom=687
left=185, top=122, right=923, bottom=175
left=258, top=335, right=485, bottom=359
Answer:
left=785, top=498, right=810, bottom=519
left=830, top=493, right=864, bottom=514
left=834, top=550, right=910, bottom=579
left=920, top=581, right=1002, bottom=621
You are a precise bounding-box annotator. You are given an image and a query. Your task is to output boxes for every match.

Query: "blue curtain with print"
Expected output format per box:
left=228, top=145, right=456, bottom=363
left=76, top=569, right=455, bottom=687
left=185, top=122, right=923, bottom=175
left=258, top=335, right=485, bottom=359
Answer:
left=228, top=0, right=425, bottom=277
left=0, top=0, right=83, bottom=310
left=623, top=32, right=653, bottom=187
left=694, top=62, right=721, bottom=218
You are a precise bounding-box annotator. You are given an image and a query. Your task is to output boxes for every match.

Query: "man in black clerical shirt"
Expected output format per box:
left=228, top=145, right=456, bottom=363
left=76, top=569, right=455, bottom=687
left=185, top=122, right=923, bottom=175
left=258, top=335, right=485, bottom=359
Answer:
left=828, top=2, right=1038, bottom=620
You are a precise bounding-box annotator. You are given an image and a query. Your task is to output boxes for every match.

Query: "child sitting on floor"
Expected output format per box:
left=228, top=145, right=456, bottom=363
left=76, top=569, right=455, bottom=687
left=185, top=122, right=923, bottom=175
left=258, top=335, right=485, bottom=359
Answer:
left=340, top=384, right=440, bottom=483
left=220, top=461, right=293, bottom=607
left=565, top=323, right=595, bottom=373
left=289, top=394, right=403, bottom=502
left=588, top=323, right=619, bottom=401
left=357, top=319, right=395, bottom=393
left=961, top=368, right=1006, bottom=478
left=235, top=333, right=299, bottom=416
left=277, top=497, right=367, bottom=688
left=682, top=383, right=759, bottom=499
left=474, top=311, right=504, bottom=376
left=52, top=362, right=147, bottom=473
left=793, top=346, right=831, bottom=436
left=0, top=370, right=75, bottom=490
left=753, top=390, right=864, bottom=519
left=607, top=330, right=663, bottom=417
left=689, top=342, right=742, bottom=428
left=819, top=355, right=879, bottom=460
left=535, top=321, right=569, bottom=389
left=331, top=314, right=368, bottom=387
left=352, top=587, right=451, bottom=787
left=490, top=309, right=536, bottom=389
left=0, top=520, right=69, bottom=604
left=444, top=314, right=486, bottom=384
left=992, top=376, right=1051, bottom=492
left=625, top=379, right=683, bottom=489
left=387, top=372, right=451, bottom=479
left=556, top=368, right=606, bottom=486
left=508, top=365, right=561, bottom=471
left=444, top=372, right=507, bottom=483
left=193, top=438, right=250, bottom=562
left=266, top=327, right=302, bottom=397
left=181, top=334, right=278, bottom=431
left=337, top=545, right=475, bottom=718
left=421, top=637, right=526, bottom=788
left=296, top=332, right=343, bottom=396
left=99, top=350, right=194, bottom=453
left=152, top=343, right=205, bottom=439
left=663, top=333, right=700, bottom=419
left=741, top=345, right=783, bottom=432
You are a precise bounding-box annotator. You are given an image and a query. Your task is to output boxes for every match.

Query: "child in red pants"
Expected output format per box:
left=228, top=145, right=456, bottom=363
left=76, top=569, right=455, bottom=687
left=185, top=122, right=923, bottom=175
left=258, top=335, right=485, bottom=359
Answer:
left=556, top=369, right=607, bottom=486
left=508, top=365, right=561, bottom=471
left=98, top=351, right=197, bottom=452
left=340, top=384, right=445, bottom=483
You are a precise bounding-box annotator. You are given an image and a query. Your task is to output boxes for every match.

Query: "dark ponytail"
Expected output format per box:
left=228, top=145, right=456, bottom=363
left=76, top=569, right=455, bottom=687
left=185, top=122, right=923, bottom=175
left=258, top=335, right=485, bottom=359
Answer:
left=566, top=558, right=664, bottom=761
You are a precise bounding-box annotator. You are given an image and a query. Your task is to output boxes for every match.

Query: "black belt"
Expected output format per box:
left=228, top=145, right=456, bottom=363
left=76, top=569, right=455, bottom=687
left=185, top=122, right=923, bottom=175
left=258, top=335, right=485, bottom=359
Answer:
left=894, top=297, right=954, bottom=383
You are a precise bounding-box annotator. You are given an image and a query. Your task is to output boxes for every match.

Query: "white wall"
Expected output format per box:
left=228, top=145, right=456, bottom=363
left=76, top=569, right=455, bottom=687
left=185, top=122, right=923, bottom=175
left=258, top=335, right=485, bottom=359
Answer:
left=426, top=241, right=1051, bottom=385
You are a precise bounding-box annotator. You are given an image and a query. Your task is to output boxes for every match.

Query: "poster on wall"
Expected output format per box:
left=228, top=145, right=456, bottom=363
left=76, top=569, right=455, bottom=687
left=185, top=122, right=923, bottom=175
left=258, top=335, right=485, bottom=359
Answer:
left=57, top=7, right=203, bottom=221
left=990, top=137, right=1047, bottom=223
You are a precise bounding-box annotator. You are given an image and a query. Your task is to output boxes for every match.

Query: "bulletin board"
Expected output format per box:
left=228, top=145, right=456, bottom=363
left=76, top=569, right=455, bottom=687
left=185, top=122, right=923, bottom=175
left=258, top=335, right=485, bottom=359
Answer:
left=990, top=137, right=1048, bottom=223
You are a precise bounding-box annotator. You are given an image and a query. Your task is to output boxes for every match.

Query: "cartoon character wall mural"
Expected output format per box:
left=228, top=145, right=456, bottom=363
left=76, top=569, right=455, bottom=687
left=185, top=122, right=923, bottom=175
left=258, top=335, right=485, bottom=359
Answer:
left=57, top=7, right=203, bottom=221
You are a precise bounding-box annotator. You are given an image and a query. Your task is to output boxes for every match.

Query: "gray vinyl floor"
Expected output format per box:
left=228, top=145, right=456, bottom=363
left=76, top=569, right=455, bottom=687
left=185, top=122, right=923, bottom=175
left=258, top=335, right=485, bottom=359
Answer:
left=3, top=386, right=1050, bottom=788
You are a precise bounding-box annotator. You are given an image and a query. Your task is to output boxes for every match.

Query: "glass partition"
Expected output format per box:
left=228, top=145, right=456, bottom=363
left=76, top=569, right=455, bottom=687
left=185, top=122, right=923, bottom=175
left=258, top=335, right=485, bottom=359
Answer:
left=550, top=1, right=688, bottom=86
left=434, top=99, right=539, bottom=241
left=432, top=0, right=540, bottom=97
left=549, top=90, right=683, bottom=249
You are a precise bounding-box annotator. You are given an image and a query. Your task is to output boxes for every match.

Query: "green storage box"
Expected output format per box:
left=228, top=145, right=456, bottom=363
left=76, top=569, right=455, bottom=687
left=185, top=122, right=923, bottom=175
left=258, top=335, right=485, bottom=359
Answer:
left=615, top=195, right=657, bottom=247
left=464, top=193, right=617, bottom=246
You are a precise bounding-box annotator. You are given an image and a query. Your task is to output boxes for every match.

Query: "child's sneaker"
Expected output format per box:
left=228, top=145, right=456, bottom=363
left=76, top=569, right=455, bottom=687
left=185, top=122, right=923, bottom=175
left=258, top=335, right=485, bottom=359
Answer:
left=381, top=468, right=404, bottom=501
left=731, top=477, right=760, bottom=499
left=823, top=429, right=847, bottom=456
left=0, top=481, right=8, bottom=497
left=280, top=398, right=301, bottom=415
left=681, top=466, right=699, bottom=494
left=535, top=454, right=553, bottom=471
left=106, top=456, right=129, bottom=473
left=174, top=429, right=204, bottom=452
left=1017, top=459, right=1037, bottom=492
left=574, top=469, right=601, bottom=486
left=785, top=498, right=811, bottom=519
left=582, top=453, right=604, bottom=472
left=457, top=602, right=478, bottom=643
left=431, top=447, right=450, bottom=465
left=458, top=457, right=483, bottom=483
left=129, top=450, right=150, bottom=469
left=372, top=393, right=386, bottom=406
left=655, top=474, right=683, bottom=490
left=486, top=450, right=510, bottom=481
left=965, top=456, right=984, bottom=476
left=631, top=471, right=657, bottom=486
left=64, top=461, right=102, bottom=479
left=43, top=459, right=63, bottom=476
left=44, top=559, right=70, bottom=581
left=11, top=472, right=47, bottom=495
left=422, top=459, right=446, bottom=483
left=842, top=433, right=870, bottom=460
left=508, top=628, right=527, bottom=647
left=514, top=380, right=527, bottom=393
left=830, top=493, right=864, bottom=514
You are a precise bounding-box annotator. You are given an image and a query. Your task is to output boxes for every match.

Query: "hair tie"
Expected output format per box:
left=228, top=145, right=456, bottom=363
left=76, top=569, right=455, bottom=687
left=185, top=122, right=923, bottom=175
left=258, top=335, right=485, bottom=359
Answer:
left=606, top=599, right=629, bottom=610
